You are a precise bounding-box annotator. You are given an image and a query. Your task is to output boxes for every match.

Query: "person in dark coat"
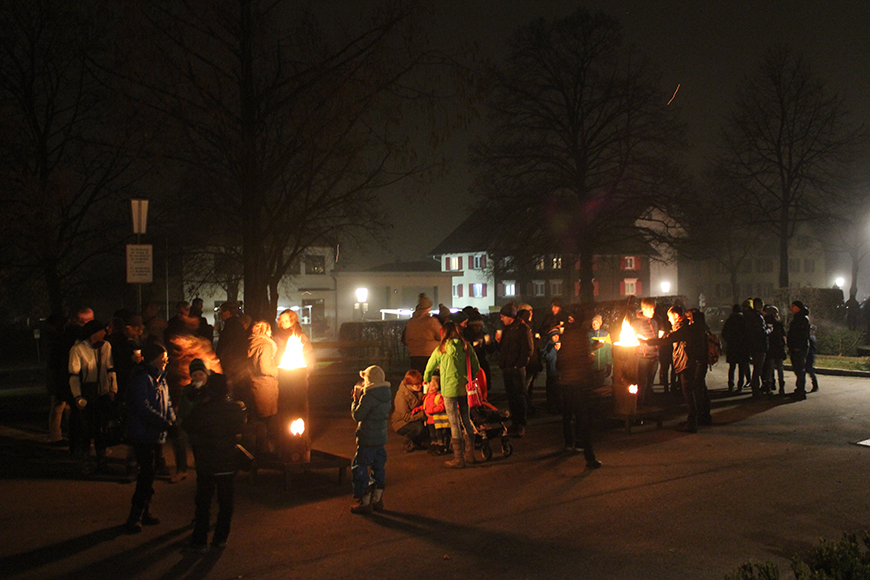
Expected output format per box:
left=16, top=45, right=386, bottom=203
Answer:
left=644, top=305, right=709, bottom=433
left=721, top=304, right=750, bottom=392
left=182, top=373, right=246, bottom=551
left=497, top=302, right=533, bottom=437
left=125, top=343, right=174, bottom=533
left=556, top=306, right=602, bottom=469
left=632, top=298, right=660, bottom=406
left=787, top=300, right=811, bottom=400
left=215, top=301, right=248, bottom=393
left=745, top=298, right=770, bottom=396
left=463, top=310, right=494, bottom=392
left=762, top=306, right=787, bottom=395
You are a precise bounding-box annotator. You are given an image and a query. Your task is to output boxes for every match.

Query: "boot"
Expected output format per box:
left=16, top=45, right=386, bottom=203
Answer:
left=463, top=435, right=477, bottom=464
left=371, top=486, right=385, bottom=512
left=444, top=438, right=465, bottom=468
left=141, top=492, right=160, bottom=525
left=350, top=487, right=373, bottom=515
left=125, top=503, right=144, bottom=534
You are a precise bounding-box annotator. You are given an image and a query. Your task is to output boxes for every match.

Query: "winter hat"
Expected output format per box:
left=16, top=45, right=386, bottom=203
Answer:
left=82, top=319, right=107, bottom=339
left=189, top=358, right=207, bottom=375
left=416, top=293, right=433, bottom=311
left=500, top=302, right=517, bottom=318
left=592, top=314, right=603, bottom=326
left=360, top=365, right=387, bottom=387
left=142, top=343, right=166, bottom=366
left=792, top=300, right=806, bottom=310
left=451, top=310, right=469, bottom=325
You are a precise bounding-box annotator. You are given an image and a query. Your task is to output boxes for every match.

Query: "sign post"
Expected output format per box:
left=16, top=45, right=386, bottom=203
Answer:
left=130, top=199, right=150, bottom=307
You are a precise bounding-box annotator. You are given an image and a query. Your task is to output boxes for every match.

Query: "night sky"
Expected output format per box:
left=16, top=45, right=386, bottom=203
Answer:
left=336, top=1, right=870, bottom=271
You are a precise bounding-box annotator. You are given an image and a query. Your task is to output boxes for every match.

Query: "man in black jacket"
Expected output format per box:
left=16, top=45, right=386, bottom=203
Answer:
left=183, top=374, right=246, bottom=551
left=787, top=300, right=811, bottom=401
left=497, top=302, right=533, bottom=437
left=745, top=298, right=770, bottom=396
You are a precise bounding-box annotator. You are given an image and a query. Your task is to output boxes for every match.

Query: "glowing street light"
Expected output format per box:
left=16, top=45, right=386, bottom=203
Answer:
left=660, top=281, right=671, bottom=294
left=835, top=276, right=845, bottom=288
left=354, top=287, right=369, bottom=320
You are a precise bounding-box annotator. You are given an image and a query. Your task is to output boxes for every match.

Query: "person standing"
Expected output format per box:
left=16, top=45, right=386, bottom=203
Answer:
left=497, top=303, right=533, bottom=437
left=787, top=300, right=811, bottom=401
left=517, top=304, right=543, bottom=416
left=745, top=298, right=770, bottom=397
left=182, top=372, right=246, bottom=552
left=68, top=319, right=118, bottom=475
left=402, top=294, right=442, bottom=375
left=424, top=322, right=481, bottom=467
left=215, top=301, right=248, bottom=392
left=247, top=320, right=279, bottom=455
left=350, top=365, right=392, bottom=514
left=762, top=306, right=787, bottom=395
left=721, top=304, right=750, bottom=393
left=125, top=343, right=174, bottom=533
left=557, top=306, right=603, bottom=468
left=632, top=298, right=660, bottom=406
left=588, top=314, right=613, bottom=388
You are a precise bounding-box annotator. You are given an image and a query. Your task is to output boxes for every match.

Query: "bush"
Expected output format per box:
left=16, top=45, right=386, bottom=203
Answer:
left=726, top=532, right=870, bottom=580
left=814, top=321, right=865, bottom=357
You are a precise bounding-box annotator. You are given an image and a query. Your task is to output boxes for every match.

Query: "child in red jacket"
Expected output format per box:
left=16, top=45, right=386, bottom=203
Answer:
left=417, top=377, right=450, bottom=455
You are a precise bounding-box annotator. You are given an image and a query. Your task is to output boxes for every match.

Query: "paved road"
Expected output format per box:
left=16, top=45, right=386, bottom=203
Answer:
left=2, top=365, right=869, bottom=580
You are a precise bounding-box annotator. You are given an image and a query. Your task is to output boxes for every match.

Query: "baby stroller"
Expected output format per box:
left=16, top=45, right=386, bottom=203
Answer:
left=467, top=371, right=513, bottom=461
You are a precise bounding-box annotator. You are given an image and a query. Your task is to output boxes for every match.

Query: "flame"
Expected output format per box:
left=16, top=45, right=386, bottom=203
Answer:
left=289, top=418, right=305, bottom=436
left=628, top=384, right=638, bottom=395
left=614, top=319, right=640, bottom=346
left=279, top=334, right=307, bottom=369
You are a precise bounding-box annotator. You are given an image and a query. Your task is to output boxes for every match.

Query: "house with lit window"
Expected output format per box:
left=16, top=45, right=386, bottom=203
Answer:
left=429, top=214, right=665, bottom=310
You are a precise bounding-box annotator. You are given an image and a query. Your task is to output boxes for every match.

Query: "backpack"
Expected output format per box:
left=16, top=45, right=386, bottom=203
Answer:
left=707, top=330, right=722, bottom=367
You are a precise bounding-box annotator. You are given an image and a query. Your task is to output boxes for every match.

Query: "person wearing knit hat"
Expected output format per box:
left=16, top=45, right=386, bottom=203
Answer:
left=350, top=365, right=392, bottom=514
left=498, top=301, right=533, bottom=437
left=403, top=294, right=442, bottom=375
left=788, top=300, right=811, bottom=400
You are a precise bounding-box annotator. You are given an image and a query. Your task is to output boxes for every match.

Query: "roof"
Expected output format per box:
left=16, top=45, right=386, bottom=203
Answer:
left=428, top=213, right=491, bottom=256
left=366, top=260, right=442, bottom=273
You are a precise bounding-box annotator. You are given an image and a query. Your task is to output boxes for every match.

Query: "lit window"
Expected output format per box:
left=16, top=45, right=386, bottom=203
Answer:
left=473, top=255, right=482, bottom=269
left=504, top=281, right=516, bottom=296
left=623, top=256, right=636, bottom=270
left=550, top=255, right=562, bottom=269
left=472, top=283, right=483, bottom=298
left=304, top=255, right=325, bottom=274
left=623, top=278, right=637, bottom=295
left=534, top=257, right=546, bottom=271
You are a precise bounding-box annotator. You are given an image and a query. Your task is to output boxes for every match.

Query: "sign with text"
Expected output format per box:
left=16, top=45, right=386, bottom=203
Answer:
left=126, top=244, right=153, bottom=283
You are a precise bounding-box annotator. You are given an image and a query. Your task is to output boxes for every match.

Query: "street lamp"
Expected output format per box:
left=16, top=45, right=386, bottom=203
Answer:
left=835, top=276, right=845, bottom=288
left=355, top=287, right=369, bottom=321
left=660, top=281, right=671, bottom=294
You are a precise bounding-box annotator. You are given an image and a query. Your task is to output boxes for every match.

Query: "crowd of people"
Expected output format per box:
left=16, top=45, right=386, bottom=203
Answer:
left=44, top=299, right=313, bottom=551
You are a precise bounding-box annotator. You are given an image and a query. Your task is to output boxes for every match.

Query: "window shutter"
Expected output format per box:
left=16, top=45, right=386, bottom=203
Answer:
left=593, top=279, right=600, bottom=297
left=468, top=283, right=473, bottom=297
left=636, top=280, right=643, bottom=295
left=444, top=257, right=451, bottom=271
left=469, top=255, right=475, bottom=269
left=620, top=257, right=626, bottom=270
left=482, top=283, right=487, bottom=297
left=497, top=283, right=505, bottom=297
left=481, top=255, right=487, bottom=269
left=458, top=284, right=463, bottom=298
left=458, top=256, right=463, bottom=270
left=574, top=281, right=581, bottom=297
left=592, top=257, right=598, bottom=271
left=635, top=256, right=642, bottom=271
left=620, top=280, right=626, bottom=295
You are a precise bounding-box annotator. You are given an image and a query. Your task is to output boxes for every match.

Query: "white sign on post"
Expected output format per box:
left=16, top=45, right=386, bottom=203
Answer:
left=127, top=244, right=153, bottom=283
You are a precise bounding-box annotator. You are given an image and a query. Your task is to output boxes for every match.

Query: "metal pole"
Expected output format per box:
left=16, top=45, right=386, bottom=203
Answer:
left=137, top=233, right=142, bottom=309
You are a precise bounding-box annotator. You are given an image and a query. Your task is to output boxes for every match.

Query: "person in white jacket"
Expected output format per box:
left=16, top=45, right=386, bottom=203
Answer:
left=69, top=319, right=118, bottom=475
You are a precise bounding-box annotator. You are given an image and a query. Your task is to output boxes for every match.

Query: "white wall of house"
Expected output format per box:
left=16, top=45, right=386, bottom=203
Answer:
left=333, top=270, right=453, bottom=327
left=441, top=252, right=495, bottom=311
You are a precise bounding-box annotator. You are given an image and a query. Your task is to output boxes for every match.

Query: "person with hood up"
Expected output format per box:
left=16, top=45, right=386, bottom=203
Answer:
left=402, top=293, right=443, bottom=374
left=350, top=365, right=392, bottom=514
left=125, top=343, right=174, bottom=533
left=787, top=300, right=811, bottom=401
left=391, top=369, right=427, bottom=452
left=424, top=321, right=481, bottom=468
left=68, top=319, right=118, bottom=475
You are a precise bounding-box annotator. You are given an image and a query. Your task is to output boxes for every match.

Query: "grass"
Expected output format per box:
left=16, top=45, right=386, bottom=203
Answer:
left=814, top=354, right=870, bottom=372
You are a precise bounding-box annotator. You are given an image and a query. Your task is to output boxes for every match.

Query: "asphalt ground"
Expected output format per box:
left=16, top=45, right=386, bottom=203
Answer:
left=1, top=364, right=870, bottom=580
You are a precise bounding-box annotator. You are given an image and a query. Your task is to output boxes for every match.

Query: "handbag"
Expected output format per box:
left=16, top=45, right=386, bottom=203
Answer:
left=465, top=345, right=486, bottom=407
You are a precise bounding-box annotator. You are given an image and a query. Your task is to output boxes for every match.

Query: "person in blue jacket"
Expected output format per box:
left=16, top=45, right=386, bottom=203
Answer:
left=350, top=365, right=392, bottom=514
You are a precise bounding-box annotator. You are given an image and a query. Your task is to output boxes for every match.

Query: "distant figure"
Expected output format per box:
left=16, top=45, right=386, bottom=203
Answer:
left=787, top=300, right=811, bottom=401
left=745, top=298, right=770, bottom=396
left=402, top=294, right=442, bottom=375
left=762, top=306, right=787, bottom=395
left=497, top=302, right=533, bottom=438
left=721, top=304, right=750, bottom=393
left=350, top=365, right=392, bottom=514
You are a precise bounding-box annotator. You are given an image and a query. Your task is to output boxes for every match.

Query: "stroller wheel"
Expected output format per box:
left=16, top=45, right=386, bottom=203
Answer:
left=501, top=440, right=513, bottom=458
left=481, top=442, right=493, bottom=461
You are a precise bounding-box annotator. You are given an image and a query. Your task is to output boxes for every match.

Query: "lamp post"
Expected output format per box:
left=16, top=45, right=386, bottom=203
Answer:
left=660, top=281, right=671, bottom=295
left=355, top=287, right=369, bottom=321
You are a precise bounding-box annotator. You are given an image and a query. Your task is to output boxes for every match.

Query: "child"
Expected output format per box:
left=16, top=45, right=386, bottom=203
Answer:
left=420, top=376, right=450, bottom=455
left=350, top=365, right=392, bottom=514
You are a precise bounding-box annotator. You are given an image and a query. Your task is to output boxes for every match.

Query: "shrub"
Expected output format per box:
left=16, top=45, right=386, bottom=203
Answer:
left=726, top=532, right=870, bottom=580
left=814, top=321, right=865, bottom=357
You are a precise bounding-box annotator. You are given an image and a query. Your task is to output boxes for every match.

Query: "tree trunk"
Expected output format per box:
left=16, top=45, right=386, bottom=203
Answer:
left=778, top=208, right=790, bottom=288
left=850, top=254, right=861, bottom=301
left=730, top=267, right=740, bottom=306
left=578, top=244, right=595, bottom=303
left=44, top=261, right=64, bottom=316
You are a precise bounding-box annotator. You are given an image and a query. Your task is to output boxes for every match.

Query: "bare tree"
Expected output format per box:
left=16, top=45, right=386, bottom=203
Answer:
left=470, top=8, right=684, bottom=303
left=0, top=2, right=150, bottom=315
left=717, top=45, right=867, bottom=289
left=116, top=0, right=475, bottom=320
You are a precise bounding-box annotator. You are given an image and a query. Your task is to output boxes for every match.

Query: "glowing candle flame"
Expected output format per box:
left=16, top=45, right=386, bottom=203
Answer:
left=614, top=319, right=640, bottom=347
left=289, top=418, right=305, bottom=436
left=628, top=384, right=638, bottom=395
left=279, top=335, right=307, bottom=369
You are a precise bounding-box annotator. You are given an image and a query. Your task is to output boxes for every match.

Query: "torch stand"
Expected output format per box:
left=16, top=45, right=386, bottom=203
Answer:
left=610, top=344, right=667, bottom=433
